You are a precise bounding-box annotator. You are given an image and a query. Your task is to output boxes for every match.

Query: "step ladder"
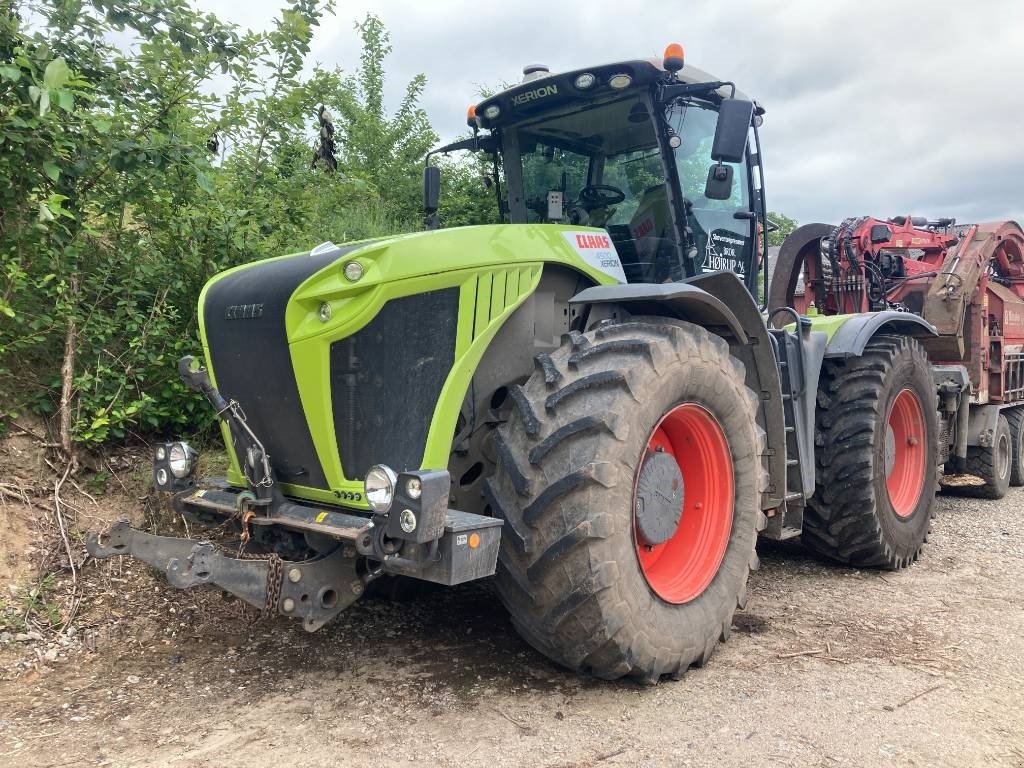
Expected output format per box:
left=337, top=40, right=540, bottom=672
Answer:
left=763, top=315, right=813, bottom=540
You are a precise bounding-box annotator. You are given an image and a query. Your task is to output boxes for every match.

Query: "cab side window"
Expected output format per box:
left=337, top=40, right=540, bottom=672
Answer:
left=667, top=103, right=754, bottom=280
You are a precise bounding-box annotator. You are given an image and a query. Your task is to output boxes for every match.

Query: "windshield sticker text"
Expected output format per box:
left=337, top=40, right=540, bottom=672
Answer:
left=704, top=230, right=748, bottom=276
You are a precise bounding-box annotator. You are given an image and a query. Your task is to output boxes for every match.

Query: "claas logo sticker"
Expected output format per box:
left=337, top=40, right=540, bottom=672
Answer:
left=575, top=233, right=612, bottom=249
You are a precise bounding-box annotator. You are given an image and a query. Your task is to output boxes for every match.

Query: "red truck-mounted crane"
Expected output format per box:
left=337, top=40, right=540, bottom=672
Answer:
left=771, top=216, right=1024, bottom=498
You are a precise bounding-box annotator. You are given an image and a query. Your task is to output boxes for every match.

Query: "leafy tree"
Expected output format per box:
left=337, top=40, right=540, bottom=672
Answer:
left=0, top=2, right=429, bottom=453
left=767, top=211, right=798, bottom=247
left=326, top=14, right=438, bottom=222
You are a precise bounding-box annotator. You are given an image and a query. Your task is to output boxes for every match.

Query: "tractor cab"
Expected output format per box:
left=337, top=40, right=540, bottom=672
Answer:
left=426, top=48, right=768, bottom=296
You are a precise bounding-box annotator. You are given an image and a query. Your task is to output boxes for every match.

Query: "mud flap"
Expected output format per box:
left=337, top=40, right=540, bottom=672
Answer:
left=86, top=520, right=361, bottom=631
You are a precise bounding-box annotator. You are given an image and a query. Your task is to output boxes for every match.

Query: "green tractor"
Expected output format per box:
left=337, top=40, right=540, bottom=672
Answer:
left=88, top=46, right=941, bottom=682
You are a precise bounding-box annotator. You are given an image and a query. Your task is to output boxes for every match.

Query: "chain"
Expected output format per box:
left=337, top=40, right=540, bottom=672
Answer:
left=264, top=554, right=283, bottom=614
left=238, top=508, right=255, bottom=548
left=233, top=507, right=283, bottom=614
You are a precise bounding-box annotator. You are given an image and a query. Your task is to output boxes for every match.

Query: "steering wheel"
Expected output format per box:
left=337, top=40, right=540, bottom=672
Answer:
left=578, top=184, right=625, bottom=208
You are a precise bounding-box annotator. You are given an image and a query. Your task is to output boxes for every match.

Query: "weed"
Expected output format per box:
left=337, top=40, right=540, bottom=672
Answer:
left=0, top=574, right=63, bottom=633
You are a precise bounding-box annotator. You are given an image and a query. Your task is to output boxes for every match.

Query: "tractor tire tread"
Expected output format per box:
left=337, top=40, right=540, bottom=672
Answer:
left=1005, top=407, right=1024, bottom=487
left=957, top=415, right=1012, bottom=499
left=803, top=335, right=937, bottom=570
left=490, top=320, right=764, bottom=681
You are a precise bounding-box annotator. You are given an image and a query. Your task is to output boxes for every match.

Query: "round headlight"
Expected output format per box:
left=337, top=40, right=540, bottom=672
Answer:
left=405, top=477, right=422, bottom=500
left=399, top=509, right=417, bottom=533
left=156, top=468, right=169, bottom=486
left=608, top=73, right=632, bottom=89
left=574, top=72, right=596, bottom=90
left=168, top=442, right=197, bottom=479
left=483, top=104, right=501, bottom=120
left=364, top=464, right=397, bottom=513
left=155, top=446, right=166, bottom=461
left=343, top=261, right=363, bottom=282
left=318, top=302, right=332, bottom=322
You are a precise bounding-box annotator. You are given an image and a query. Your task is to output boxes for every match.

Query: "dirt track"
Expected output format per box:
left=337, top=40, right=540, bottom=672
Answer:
left=1, top=483, right=1022, bottom=767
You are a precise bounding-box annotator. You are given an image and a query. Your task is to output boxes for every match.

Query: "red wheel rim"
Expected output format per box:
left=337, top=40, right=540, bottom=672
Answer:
left=633, top=404, right=734, bottom=604
left=885, top=388, right=926, bottom=518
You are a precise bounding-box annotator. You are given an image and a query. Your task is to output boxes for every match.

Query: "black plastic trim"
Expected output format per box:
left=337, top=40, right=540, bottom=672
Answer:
left=203, top=244, right=365, bottom=490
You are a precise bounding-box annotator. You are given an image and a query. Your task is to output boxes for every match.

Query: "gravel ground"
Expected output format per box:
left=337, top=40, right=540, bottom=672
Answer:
left=0, top=487, right=1022, bottom=768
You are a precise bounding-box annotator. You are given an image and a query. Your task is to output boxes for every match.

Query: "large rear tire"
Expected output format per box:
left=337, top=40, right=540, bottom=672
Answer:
left=803, top=335, right=937, bottom=569
left=486, top=320, right=764, bottom=682
left=960, top=414, right=1012, bottom=499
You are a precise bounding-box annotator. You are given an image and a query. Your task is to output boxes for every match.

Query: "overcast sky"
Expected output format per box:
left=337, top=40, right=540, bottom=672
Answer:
left=204, top=0, right=1024, bottom=226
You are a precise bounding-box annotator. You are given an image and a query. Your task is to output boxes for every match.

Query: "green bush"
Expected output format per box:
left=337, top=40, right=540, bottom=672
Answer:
left=0, top=2, right=451, bottom=449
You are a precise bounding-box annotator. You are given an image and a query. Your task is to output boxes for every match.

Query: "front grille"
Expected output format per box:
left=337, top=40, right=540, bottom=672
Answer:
left=330, top=288, right=460, bottom=479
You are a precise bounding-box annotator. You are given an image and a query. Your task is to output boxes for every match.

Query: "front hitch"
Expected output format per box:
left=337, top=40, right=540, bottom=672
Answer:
left=86, top=520, right=363, bottom=631
left=177, top=355, right=277, bottom=505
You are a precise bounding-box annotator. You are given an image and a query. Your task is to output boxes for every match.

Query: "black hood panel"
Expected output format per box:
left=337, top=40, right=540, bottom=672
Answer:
left=202, top=245, right=361, bottom=489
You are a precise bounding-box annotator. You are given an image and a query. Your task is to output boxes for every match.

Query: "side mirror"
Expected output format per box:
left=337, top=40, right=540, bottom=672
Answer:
left=423, top=165, right=441, bottom=214
left=704, top=163, right=734, bottom=200
left=711, top=99, right=754, bottom=163
left=423, top=165, right=441, bottom=230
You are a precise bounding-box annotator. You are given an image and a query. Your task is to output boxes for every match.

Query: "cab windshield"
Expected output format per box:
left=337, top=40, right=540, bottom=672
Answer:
left=511, top=95, right=753, bottom=283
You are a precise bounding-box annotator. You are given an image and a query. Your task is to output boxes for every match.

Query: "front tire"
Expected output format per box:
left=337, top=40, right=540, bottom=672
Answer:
left=486, top=320, right=764, bottom=682
left=803, top=335, right=937, bottom=569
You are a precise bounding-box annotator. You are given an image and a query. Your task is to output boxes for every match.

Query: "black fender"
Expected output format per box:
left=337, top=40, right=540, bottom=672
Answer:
left=570, top=281, right=748, bottom=343
left=571, top=271, right=788, bottom=510
left=768, top=223, right=834, bottom=318
left=826, top=311, right=937, bottom=358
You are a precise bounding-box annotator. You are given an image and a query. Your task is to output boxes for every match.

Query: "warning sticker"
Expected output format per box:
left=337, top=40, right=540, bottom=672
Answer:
left=561, top=231, right=626, bottom=283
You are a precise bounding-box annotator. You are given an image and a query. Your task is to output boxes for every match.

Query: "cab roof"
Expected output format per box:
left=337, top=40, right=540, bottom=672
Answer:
left=474, top=58, right=756, bottom=130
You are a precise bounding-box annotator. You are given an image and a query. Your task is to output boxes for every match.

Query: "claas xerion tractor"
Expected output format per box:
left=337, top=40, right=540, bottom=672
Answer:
left=89, top=44, right=994, bottom=682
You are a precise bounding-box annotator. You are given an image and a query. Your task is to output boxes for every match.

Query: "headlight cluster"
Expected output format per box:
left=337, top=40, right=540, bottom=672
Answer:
left=364, top=464, right=428, bottom=514
left=154, top=441, right=198, bottom=492
left=168, top=442, right=197, bottom=478
left=363, top=466, right=450, bottom=544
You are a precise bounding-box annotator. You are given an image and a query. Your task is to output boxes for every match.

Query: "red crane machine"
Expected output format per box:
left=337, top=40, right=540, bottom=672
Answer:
left=771, top=215, right=1024, bottom=497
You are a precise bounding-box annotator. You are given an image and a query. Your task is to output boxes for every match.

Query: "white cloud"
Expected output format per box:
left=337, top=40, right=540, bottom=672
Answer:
left=202, top=0, right=1024, bottom=224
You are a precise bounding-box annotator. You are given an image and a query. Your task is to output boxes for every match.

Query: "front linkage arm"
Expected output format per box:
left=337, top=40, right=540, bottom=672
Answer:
left=86, top=520, right=363, bottom=631
left=177, top=356, right=278, bottom=507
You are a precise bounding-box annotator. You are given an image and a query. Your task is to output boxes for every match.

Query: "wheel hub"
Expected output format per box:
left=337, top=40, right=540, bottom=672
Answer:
left=634, top=450, right=685, bottom=547
left=884, top=423, right=896, bottom=476
left=632, top=403, right=734, bottom=605
left=885, top=388, right=926, bottom=518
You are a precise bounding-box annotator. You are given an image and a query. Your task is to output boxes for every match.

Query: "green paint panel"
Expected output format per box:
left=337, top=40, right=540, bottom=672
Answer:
left=491, top=270, right=507, bottom=320
left=782, top=313, right=857, bottom=341
left=805, top=313, right=856, bottom=340
left=474, top=272, right=493, bottom=337
left=197, top=224, right=619, bottom=506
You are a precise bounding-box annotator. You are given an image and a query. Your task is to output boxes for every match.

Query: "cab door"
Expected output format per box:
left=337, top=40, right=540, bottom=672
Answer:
left=666, top=102, right=755, bottom=283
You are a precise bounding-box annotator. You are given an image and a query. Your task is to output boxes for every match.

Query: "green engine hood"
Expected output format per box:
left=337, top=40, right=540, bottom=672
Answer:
left=285, top=224, right=624, bottom=342
left=197, top=224, right=623, bottom=508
